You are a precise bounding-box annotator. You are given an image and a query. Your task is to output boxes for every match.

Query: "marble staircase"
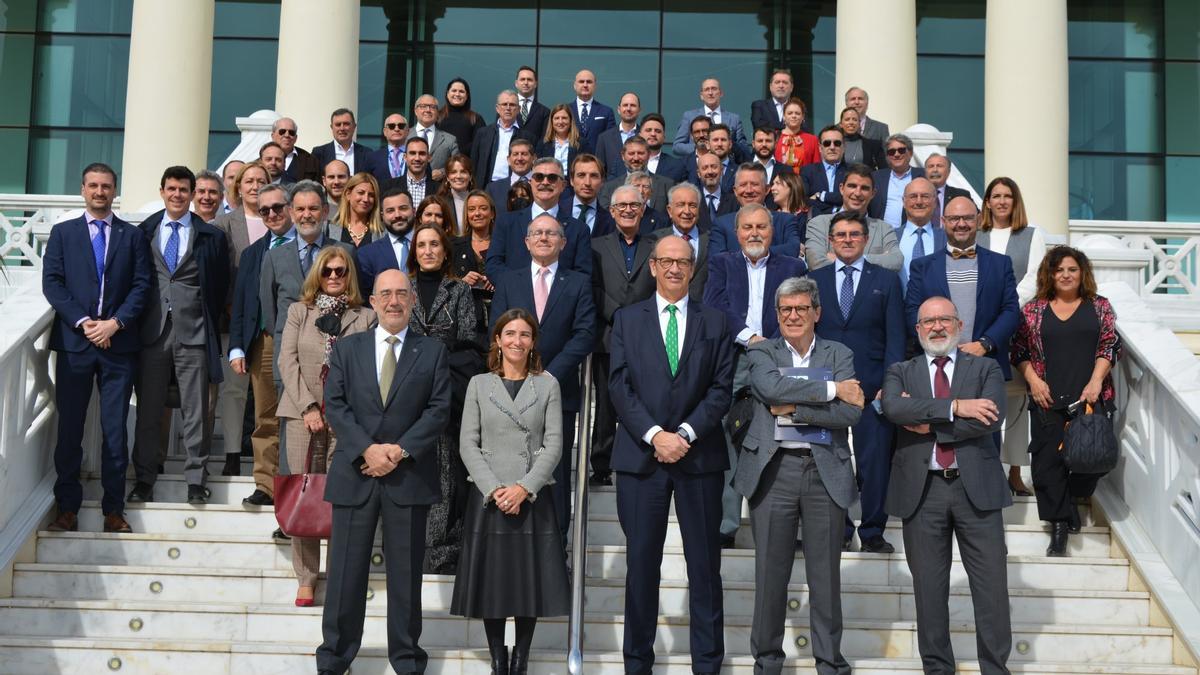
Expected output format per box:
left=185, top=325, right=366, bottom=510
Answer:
left=0, top=458, right=1196, bottom=674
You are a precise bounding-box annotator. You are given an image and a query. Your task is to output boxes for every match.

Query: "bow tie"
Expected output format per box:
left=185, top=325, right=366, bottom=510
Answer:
left=949, top=247, right=977, bottom=259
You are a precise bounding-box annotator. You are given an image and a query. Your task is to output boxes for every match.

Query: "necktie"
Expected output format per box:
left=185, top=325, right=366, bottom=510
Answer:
left=579, top=103, right=590, bottom=135
left=301, top=243, right=316, bottom=276
left=913, top=227, right=926, bottom=259
left=390, top=147, right=402, bottom=178
left=91, top=221, right=106, bottom=282
left=933, top=188, right=944, bottom=225
left=706, top=194, right=717, bottom=221
left=271, top=234, right=286, bottom=249
left=932, top=356, right=955, bottom=468
left=577, top=203, right=591, bottom=230
left=706, top=110, right=716, bottom=121
left=839, top=266, right=856, bottom=320
left=520, top=98, right=530, bottom=123
left=379, top=335, right=399, bottom=403
left=950, top=247, right=977, bottom=260
left=260, top=235, right=290, bottom=331
left=164, top=221, right=181, bottom=274
left=665, top=305, right=680, bottom=376
left=423, top=128, right=431, bottom=143
left=534, top=266, right=550, bottom=320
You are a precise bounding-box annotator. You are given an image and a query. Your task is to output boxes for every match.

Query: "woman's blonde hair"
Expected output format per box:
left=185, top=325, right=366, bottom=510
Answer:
left=335, top=172, right=383, bottom=235
left=299, top=246, right=363, bottom=307
left=543, top=103, right=581, bottom=147
left=232, top=161, right=270, bottom=205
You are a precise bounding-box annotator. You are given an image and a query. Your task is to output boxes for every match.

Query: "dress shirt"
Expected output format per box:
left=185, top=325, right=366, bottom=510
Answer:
left=822, top=161, right=840, bottom=192
left=703, top=106, right=722, bottom=125
left=735, top=253, right=769, bottom=345
left=158, top=211, right=193, bottom=259
left=618, top=233, right=639, bottom=274
left=647, top=153, right=661, bottom=174
left=642, top=293, right=697, bottom=444
left=519, top=95, right=535, bottom=115
left=779, top=337, right=837, bottom=449
left=490, top=123, right=517, bottom=182
left=883, top=168, right=914, bottom=227
left=670, top=225, right=700, bottom=260
left=229, top=227, right=296, bottom=362
left=413, top=124, right=436, bottom=149
left=391, top=231, right=414, bottom=269
left=297, top=234, right=326, bottom=267
left=530, top=259, right=559, bottom=294
left=702, top=188, right=722, bottom=214
left=509, top=171, right=530, bottom=186
left=773, top=98, right=786, bottom=121
left=375, top=324, right=410, bottom=380
left=554, top=139, right=571, bottom=174
left=619, top=124, right=638, bottom=144
left=897, top=220, right=936, bottom=289
left=576, top=97, right=593, bottom=113
left=531, top=202, right=559, bottom=221
left=222, top=200, right=235, bottom=214
left=756, top=157, right=778, bottom=178
left=407, top=174, right=427, bottom=204
left=834, top=256, right=865, bottom=297
left=334, top=141, right=356, bottom=175
left=924, top=350, right=958, bottom=469
left=84, top=212, right=113, bottom=321
left=573, top=196, right=597, bottom=232
left=285, top=149, right=297, bottom=171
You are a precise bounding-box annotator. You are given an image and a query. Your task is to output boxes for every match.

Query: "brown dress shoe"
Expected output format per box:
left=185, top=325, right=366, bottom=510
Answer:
left=47, top=511, right=78, bottom=532
left=103, top=513, right=133, bottom=534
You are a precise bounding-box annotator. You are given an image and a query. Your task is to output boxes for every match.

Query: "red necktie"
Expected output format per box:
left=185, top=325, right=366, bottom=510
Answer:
left=933, top=356, right=955, bottom=469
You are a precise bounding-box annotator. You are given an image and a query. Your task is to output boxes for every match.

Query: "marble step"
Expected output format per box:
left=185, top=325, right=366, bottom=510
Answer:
left=33, top=531, right=1131, bottom=592
left=1, top=638, right=1191, bottom=675
left=0, top=599, right=1178, bottom=664
left=10, top=563, right=1151, bottom=626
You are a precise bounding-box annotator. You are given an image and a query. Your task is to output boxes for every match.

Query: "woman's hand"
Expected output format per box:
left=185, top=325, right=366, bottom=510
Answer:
left=1080, top=378, right=1103, bottom=405
left=462, top=270, right=493, bottom=291
left=492, top=484, right=529, bottom=515
left=1027, top=374, right=1052, bottom=410
left=303, top=407, right=325, bottom=433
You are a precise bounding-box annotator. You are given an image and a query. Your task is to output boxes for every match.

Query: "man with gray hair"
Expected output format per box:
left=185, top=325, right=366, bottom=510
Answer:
left=653, top=182, right=711, bottom=298
left=844, top=86, right=889, bottom=142
left=471, top=89, right=533, bottom=187
left=734, top=275, right=863, bottom=675
left=272, top=116, right=321, bottom=182
left=869, top=133, right=925, bottom=227
left=923, top=152, right=970, bottom=224
left=409, top=93, right=458, bottom=180
left=192, top=169, right=223, bottom=223
left=487, top=156, right=592, bottom=278
left=624, top=170, right=669, bottom=233
left=708, top=162, right=801, bottom=258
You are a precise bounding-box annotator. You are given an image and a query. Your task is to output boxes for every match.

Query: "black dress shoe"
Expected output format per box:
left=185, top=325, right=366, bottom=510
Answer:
left=859, top=535, right=896, bottom=554
left=509, top=646, right=529, bottom=675
left=1046, top=521, right=1069, bottom=557
left=221, top=453, right=241, bottom=477
left=126, top=482, right=154, bottom=503
left=720, top=534, right=737, bottom=549
left=489, top=645, right=510, bottom=675
left=187, top=484, right=211, bottom=505
left=242, top=489, right=274, bottom=506
left=272, top=527, right=291, bottom=541
left=588, top=472, right=613, bottom=486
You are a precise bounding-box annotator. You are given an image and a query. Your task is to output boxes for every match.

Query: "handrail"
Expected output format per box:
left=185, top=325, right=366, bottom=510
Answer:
left=567, top=354, right=595, bottom=674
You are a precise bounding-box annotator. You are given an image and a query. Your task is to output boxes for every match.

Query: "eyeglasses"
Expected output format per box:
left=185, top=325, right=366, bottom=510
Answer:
left=943, top=215, right=975, bottom=224
left=918, top=315, right=958, bottom=328
left=321, top=266, right=348, bottom=279
left=275, top=129, right=297, bottom=137
left=526, top=229, right=563, bottom=239
left=414, top=103, right=438, bottom=110
left=652, top=257, right=693, bottom=270
left=530, top=173, right=562, bottom=183
left=257, top=203, right=287, bottom=216
left=777, top=305, right=812, bottom=316
left=497, top=102, right=519, bottom=108
left=612, top=202, right=643, bottom=212
left=821, top=139, right=843, bottom=147
left=886, top=147, right=910, bottom=156
left=385, top=122, right=408, bottom=130
left=830, top=231, right=864, bottom=241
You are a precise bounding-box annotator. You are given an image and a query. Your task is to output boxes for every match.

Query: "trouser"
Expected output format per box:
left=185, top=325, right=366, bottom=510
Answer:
left=844, top=402, right=895, bottom=542
left=205, top=333, right=248, bottom=459
left=1029, top=406, right=1103, bottom=524
left=550, top=410, right=577, bottom=551
left=133, top=320, right=210, bottom=487
left=247, top=332, right=280, bottom=494
left=589, top=351, right=615, bottom=477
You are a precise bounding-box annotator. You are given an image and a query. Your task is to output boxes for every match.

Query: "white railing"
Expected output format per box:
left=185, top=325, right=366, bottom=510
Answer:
left=0, top=195, right=148, bottom=271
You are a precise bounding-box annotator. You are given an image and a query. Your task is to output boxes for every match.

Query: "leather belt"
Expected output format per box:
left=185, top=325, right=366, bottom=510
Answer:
left=780, top=446, right=813, bottom=458
left=930, top=468, right=960, bottom=479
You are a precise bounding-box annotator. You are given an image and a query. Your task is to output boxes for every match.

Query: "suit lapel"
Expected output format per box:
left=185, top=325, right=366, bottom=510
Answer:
left=542, top=269, right=567, bottom=319
left=931, top=252, right=951, bottom=298
left=949, top=352, right=972, bottom=398
left=675, top=300, right=702, bottom=376
left=642, top=302, right=673, bottom=377
left=844, top=263, right=875, bottom=323
left=909, top=356, right=934, bottom=398
left=103, top=219, right=124, bottom=270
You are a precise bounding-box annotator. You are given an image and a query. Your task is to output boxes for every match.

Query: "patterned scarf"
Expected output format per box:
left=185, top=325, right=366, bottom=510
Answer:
left=314, top=293, right=350, bottom=385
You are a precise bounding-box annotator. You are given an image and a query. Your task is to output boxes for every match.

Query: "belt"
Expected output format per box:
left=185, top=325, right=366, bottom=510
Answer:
left=780, top=446, right=813, bottom=458
left=930, top=468, right=960, bottom=479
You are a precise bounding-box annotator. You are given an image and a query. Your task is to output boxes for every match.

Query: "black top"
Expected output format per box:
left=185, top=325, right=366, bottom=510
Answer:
left=501, top=376, right=526, bottom=400
left=1041, top=299, right=1099, bottom=409
left=440, top=106, right=486, bottom=156
left=415, top=269, right=442, bottom=316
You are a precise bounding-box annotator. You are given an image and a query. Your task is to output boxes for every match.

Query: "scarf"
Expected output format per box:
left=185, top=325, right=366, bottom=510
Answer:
left=314, top=293, right=350, bottom=385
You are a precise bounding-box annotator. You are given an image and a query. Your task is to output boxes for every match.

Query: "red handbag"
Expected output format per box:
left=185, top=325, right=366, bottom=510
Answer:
left=273, top=432, right=332, bottom=539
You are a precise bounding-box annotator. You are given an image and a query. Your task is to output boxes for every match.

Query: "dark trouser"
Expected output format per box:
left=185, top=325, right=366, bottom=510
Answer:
left=844, top=402, right=895, bottom=541
left=589, top=352, right=615, bottom=477
left=52, top=348, right=137, bottom=516
left=903, top=473, right=1012, bottom=675
left=133, top=319, right=210, bottom=487
left=551, top=410, right=577, bottom=550
left=1029, top=406, right=1103, bottom=525
left=749, top=449, right=850, bottom=675
left=318, top=481, right=429, bottom=674
left=617, top=465, right=725, bottom=675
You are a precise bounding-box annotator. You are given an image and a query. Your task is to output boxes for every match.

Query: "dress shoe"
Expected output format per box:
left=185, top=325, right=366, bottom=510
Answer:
left=1046, top=521, right=1069, bottom=557
left=221, top=453, right=241, bottom=477
left=509, top=646, right=529, bottom=675
left=126, top=482, right=154, bottom=503
left=47, top=510, right=78, bottom=532
left=720, top=534, right=737, bottom=549
left=842, top=537, right=854, bottom=552
left=103, top=513, right=132, bottom=534
left=859, top=535, right=896, bottom=554
left=1067, top=504, right=1082, bottom=534
left=187, top=484, right=211, bottom=505
left=272, top=528, right=291, bottom=541
left=588, top=472, right=612, bottom=487
left=489, top=645, right=510, bottom=675
left=242, top=489, right=274, bottom=506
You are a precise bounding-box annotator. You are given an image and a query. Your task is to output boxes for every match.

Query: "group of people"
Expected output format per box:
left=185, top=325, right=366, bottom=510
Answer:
left=40, top=64, right=1120, bottom=675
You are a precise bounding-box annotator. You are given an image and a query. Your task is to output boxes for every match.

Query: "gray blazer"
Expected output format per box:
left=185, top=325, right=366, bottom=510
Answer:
left=732, top=337, right=861, bottom=509
left=881, top=351, right=1011, bottom=520
left=598, top=173, right=672, bottom=214
left=408, top=127, right=460, bottom=172
left=861, top=116, right=890, bottom=143
left=458, top=372, right=563, bottom=501
left=213, top=208, right=253, bottom=267
left=258, top=236, right=355, bottom=343
left=805, top=213, right=902, bottom=272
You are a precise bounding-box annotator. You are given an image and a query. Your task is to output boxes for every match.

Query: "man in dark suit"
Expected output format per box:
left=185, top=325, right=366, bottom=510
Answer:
left=688, top=124, right=741, bottom=191
left=637, top=113, right=689, bottom=184
left=868, top=133, right=925, bottom=227
left=609, top=233, right=734, bottom=675
left=695, top=152, right=734, bottom=231
left=594, top=92, right=641, bottom=178
left=387, top=135, right=440, bottom=203
left=486, top=157, right=592, bottom=278
left=734, top=276, right=863, bottom=675
left=589, top=185, right=657, bottom=486
left=905, top=197, right=1021, bottom=380
left=274, top=116, right=321, bottom=182
left=896, top=178, right=947, bottom=289
left=812, top=212, right=906, bottom=553
left=801, top=125, right=849, bottom=217
left=598, top=136, right=673, bottom=214
left=881, top=295, right=1011, bottom=675
left=623, top=171, right=669, bottom=235
left=311, top=108, right=375, bottom=177
left=560, top=153, right=614, bottom=238
left=655, top=182, right=712, bottom=299
left=569, top=69, right=615, bottom=151
left=369, top=112, right=409, bottom=187
left=749, top=127, right=792, bottom=188
left=708, top=163, right=801, bottom=258
left=484, top=138, right=534, bottom=213
left=750, top=69, right=793, bottom=132
left=489, top=214, right=596, bottom=544
left=805, top=165, right=903, bottom=273
left=357, top=188, right=415, bottom=294
left=924, top=153, right=971, bottom=224
left=515, top=65, right=550, bottom=141
left=42, top=162, right=153, bottom=534
left=845, top=87, right=890, bottom=143
left=316, top=269, right=451, bottom=675
left=130, top=166, right=230, bottom=506
left=471, top=90, right=531, bottom=189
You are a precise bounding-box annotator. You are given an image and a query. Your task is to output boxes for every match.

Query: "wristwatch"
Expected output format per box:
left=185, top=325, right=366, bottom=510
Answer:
left=978, top=336, right=995, bottom=354
left=676, top=429, right=690, bottom=442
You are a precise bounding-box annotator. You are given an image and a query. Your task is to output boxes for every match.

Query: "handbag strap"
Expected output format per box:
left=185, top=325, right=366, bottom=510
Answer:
left=304, top=432, right=318, bottom=474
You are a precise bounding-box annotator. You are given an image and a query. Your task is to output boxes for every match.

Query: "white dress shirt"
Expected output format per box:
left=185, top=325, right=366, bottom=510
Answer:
left=924, top=350, right=958, bottom=469
left=413, top=123, right=436, bottom=149
left=736, top=254, right=769, bottom=345
left=391, top=231, right=414, bottom=269
left=490, top=123, right=517, bottom=182
left=647, top=152, right=661, bottom=174
left=334, top=141, right=356, bottom=175
left=779, top=337, right=837, bottom=449
left=703, top=106, right=722, bottom=125
left=375, top=325, right=410, bottom=380
left=285, top=149, right=297, bottom=171
left=670, top=224, right=701, bottom=260
left=642, top=293, right=696, bottom=444
left=531, top=202, right=559, bottom=221
left=158, top=211, right=193, bottom=259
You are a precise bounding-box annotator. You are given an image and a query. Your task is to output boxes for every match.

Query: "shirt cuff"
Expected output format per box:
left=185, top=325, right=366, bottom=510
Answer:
left=229, top=348, right=246, bottom=361
left=643, top=425, right=665, bottom=445
left=735, top=327, right=755, bottom=346
left=75, top=316, right=91, bottom=328
left=679, top=423, right=696, bottom=442
left=824, top=381, right=836, bottom=402
left=947, top=400, right=955, bottom=421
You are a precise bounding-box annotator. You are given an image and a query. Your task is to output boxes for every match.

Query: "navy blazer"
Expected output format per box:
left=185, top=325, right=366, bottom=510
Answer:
left=311, top=141, right=375, bottom=176
left=489, top=266, right=596, bottom=411
left=42, top=214, right=153, bottom=354
left=485, top=206, right=593, bottom=279
left=708, top=210, right=802, bottom=259
left=703, top=251, right=808, bottom=342
left=800, top=162, right=848, bottom=216
left=322, top=330, right=451, bottom=507
left=651, top=152, right=689, bottom=185
left=558, top=194, right=615, bottom=239
left=356, top=235, right=403, bottom=296
left=812, top=260, right=906, bottom=398
left=686, top=157, right=737, bottom=195
left=228, top=232, right=270, bottom=357
left=368, top=145, right=404, bottom=185
left=904, top=247, right=1020, bottom=378
left=470, top=123, right=535, bottom=188
left=594, top=126, right=630, bottom=179
left=640, top=208, right=668, bottom=236
left=608, top=298, right=734, bottom=475
left=521, top=99, right=551, bottom=142
left=868, top=166, right=926, bottom=221
left=750, top=98, right=785, bottom=131
left=570, top=99, right=616, bottom=151
left=486, top=178, right=525, bottom=214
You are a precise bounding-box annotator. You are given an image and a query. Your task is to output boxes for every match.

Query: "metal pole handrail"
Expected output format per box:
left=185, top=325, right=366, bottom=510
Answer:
left=567, top=354, right=595, bottom=674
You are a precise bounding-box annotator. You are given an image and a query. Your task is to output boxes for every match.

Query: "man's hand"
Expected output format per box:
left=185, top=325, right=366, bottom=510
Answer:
left=955, top=398, right=1000, bottom=424
left=770, top=403, right=796, bottom=416
left=651, top=430, right=689, bottom=464
left=361, top=444, right=398, bottom=477
left=302, top=407, right=325, bottom=433
left=230, top=357, right=248, bottom=375
left=960, top=341, right=986, bottom=357
left=835, top=379, right=865, bottom=408
left=83, top=318, right=119, bottom=346
left=748, top=335, right=766, bottom=345
left=384, top=444, right=406, bottom=463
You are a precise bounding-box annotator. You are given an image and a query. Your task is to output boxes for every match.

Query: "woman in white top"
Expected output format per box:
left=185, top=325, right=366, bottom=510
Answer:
left=978, top=176, right=1046, bottom=496
left=536, top=104, right=584, bottom=175
left=436, top=154, right=476, bottom=235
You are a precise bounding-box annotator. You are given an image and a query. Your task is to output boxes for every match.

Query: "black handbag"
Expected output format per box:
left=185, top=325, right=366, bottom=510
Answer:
left=725, top=386, right=757, bottom=449
left=1060, top=402, right=1118, bottom=474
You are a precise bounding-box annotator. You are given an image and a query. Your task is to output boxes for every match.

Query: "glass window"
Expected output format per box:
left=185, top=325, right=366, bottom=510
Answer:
left=39, top=0, right=133, bottom=34
left=0, top=129, right=30, bottom=193
left=661, top=51, right=766, bottom=139
left=1166, top=157, right=1200, bottom=221
left=214, top=0, right=280, bottom=39
left=1068, top=59, right=1163, bottom=155
left=1164, top=0, right=1200, bottom=60
left=1067, top=0, right=1161, bottom=59
left=917, top=56, right=984, bottom=150
left=807, top=53, right=837, bottom=132
left=357, top=42, right=388, bottom=149
left=1165, top=63, right=1200, bottom=156
left=33, top=35, right=130, bottom=128
left=210, top=38, right=278, bottom=132
left=429, top=1, right=536, bottom=45
left=1069, top=153, right=1163, bottom=221
left=28, top=128, right=124, bottom=194
left=663, top=0, right=770, bottom=51
left=433, top=43, right=536, bottom=115
left=0, top=33, right=35, bottom=126
left=539, top=1, right=660, bottom=48
left=917, top=0, right=986, bottom=56
left=537, top=48, right=659, bottom=114
left=1, top=0, right=38, bottom=32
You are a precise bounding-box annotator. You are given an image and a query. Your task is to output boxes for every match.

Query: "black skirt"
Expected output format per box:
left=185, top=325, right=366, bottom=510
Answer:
left=450, top=485, right=570, bottom=619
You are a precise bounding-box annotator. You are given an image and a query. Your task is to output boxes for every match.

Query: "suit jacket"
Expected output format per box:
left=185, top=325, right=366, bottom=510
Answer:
left=381, top=174, right=441, bottom=199
left=708, top=210, right=802, bottom=259
left=640, top=208, right=668, bottom=236
left=520, top=99, right=551, bottom=142
left=284, top=147, right=322, bottom=182
left=534, top=139, right=582, bottom=173
left=212, top=208, right=263, bottom=275
left=276, top=303, right=376, bottom=418
left=407, top=126, right=459, bottom=171
left=812, top=260, right=906, bottom=398
left=651, top=225, right=712, bottom=299
left=228, top=232, right=274, bottom=357
left=311, top=140, right=375, bottom=176
left=750, top=98, right=785, bottom=131
left=608, top=297, right=734, bottom=474
left=881, top=351, right=1010, bottom=519
left=322, top=329, right=452, bottom=507
left=761, top=159, right=793, bottom=188
left=672, top=108, right=749, bottom=157
left=356, top=234, right=404, bottom=297
left=259, top=236, right=355, bottom=342
left=799, top=162, right=847, bottom=216
left=571, top=99, right=616, bottom=151
left=732, top=337, right=861, bottom=508
left=698, top=189, right=736, bottom=231
left=686, top=157, right=737, bottom=195
left=369, top=144, right=405, bottom=185
left=703, top=252, right=808, bottom=343
left=558, top=194, right=615, bottom=238
left=485, top=206, right=593, bottom=279
left=470, top=123, right=534, bottom=188
left=594, top=126, right=633, bottom=179
left=650, top=152, right=689, bottom=184
left=805, top=214, right=902, bottom=272
left=592, top=231, right=656, bottom=351
left=42, top=214, right=153, bottom=354
left=459, top=372, right=563, bottom=499
left=868, top=166, right=926, bottom=221
left=937, top=185, right=971, bottom=215
left=488, top=266, right=596, bottom=411
left=486, top=177, right=525, bottom=213
left=860, top=116, right=890, bottom=142
left=904, top=247, right=1021, bottom=378
left=598, top=173, right=672, bottom=214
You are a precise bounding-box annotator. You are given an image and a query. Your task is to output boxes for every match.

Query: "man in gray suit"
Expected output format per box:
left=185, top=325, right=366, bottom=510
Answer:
left=844, top=87, right=890, bottom=142
left=805, top=164, right=902, bottom=272
left=409, top=93, right=458, bottom=181
left=733, top=276, right=863, bottom=675
left=672, top=77, right=749, bottom=157
left=881, top=296, right=1011, bottom=675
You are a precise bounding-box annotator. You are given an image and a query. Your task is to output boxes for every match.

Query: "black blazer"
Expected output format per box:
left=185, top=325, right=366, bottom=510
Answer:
left=812, top=260, right=906, bottom=399
left=470, top=123, right=534, bottom=187
left=311, top=141, right=376, bottom=176
left=558, top=194, right=615, bottom=238
left=534, top=139, right=582, bottom=170
left=593, top=126, right=629, bottom=179
left=750, top=98, right=785, bottom=131
left=868, top=166, right=926, bottom=221
left=800, top=161, right=848, bottom=216
left=591, top=231, right=656, bottom=351
left=284, top=147, right=322, bottom=182
left=228, top=232, right=271, bottom=358
left=381, top=174, right=440, bottom=199
left=520, top=99, right=551, bottom=142
left=323, top=330, right=452, bottom=507
left=451, top=235, right=492, bottom=336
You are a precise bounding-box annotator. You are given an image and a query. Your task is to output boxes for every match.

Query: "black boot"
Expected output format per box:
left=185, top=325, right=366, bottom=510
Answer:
left=1046, top=521, right=1069, bottom=557
left=490, top=646, right=509, bottom=675
left=509, top=645, right=528, bottom=675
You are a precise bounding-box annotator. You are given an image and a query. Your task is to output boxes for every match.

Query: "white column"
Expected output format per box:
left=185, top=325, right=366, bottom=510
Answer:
left=275, top=0, right=361, bottom=156
left=835, top=0, right=918, bottom=132
left=119, top=0, right=214, bottom=210
left=985, top=0, right=1069, bottom=234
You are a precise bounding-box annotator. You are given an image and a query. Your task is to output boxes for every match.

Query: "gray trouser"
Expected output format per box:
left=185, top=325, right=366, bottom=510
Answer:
left=134, top=320, right=210, bottom=486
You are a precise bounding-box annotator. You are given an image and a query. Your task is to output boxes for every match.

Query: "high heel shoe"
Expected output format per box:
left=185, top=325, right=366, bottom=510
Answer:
left=1008, top=479, right=1032, bottom=497
left=295, top=586, right=315, bottom=607
left=1046, top=522, right=1069, bottom=557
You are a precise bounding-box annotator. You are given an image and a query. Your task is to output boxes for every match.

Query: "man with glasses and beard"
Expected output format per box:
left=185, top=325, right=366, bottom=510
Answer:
left=356, top=187, right=416, bottom=294
left=486, top=157, right=592, bottom=278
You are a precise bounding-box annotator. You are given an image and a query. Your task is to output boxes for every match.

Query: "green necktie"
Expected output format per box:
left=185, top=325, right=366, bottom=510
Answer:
left=379, top=335, right=399, bottom=403
left=665, top=305, right=679, bottom=376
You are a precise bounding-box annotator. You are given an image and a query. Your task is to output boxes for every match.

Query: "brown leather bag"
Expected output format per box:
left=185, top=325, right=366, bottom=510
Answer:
left=273, top=433, right=332, bottom=539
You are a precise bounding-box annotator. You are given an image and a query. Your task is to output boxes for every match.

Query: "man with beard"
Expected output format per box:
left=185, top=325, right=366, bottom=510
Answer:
left=750, top=126, right=791, bottom=186
left=639, top=113, right=688, bottom=184
left=356, top=187, right=416, bottom=294
left=751, top=69, right=794, bottom=132
left=259, top=141, right=294, bottom=186
left=598, top=136, right=672, bottom=213
left=695, top=152, right=733, bottom=230
left=708, top=163, right=802, bottom=258
left=321, top=159, right=350, bottom=221
left=881, top=296, right=1011, bottom=675
left=595, top=92, right=641, bottom=180
left=804, top=164, right=901, bottom=272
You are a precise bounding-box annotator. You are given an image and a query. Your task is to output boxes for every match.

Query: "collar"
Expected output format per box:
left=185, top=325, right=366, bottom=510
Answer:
left=620, top=121, right=638, bottom=133
left=835, top=256, right=865, bottom=274
left=510, top=171, right=529, bottom=184
left=823, top=160, right=841, bottom=171
left=299, top=233, right=325, bottom=248
left=573, top=195, right=596, bottom=210
left=531, top=203, right=559, bottom=219
left=925, top=350, right=958, bottom=368
left=273, top=226, right=297, bottom=241
left=414, top=123, right=435, bottom=134
left=703, top=188, right=721, bottom=199
left=671, top=224, right=696, bottom=239
left=903, top=219, right=934, bottom=233
left=576, top=97, right=593, bottom=109
left=85, top=210, right=114, bottom=226
left=891, top=167, right=913, bottom=180
left=743, top=252, right=769, bottom=269
left=376, top=324, right=409, bottom=345
left=703, top=105, right=721, bottom=116
left=164, top=211, right=193, bottom=228
left=390, top=230, right=413, bottom=246
left=785, top=336, right=817, bottom=361
left=497, top=121, right=516, bottom=132
left=756, top=156, right=775, bottom=169
left=655, top=292, right=688, bottom=315
left=335, top=140, right=354, bottom=152
left=530, top=260, right=560, bottom=277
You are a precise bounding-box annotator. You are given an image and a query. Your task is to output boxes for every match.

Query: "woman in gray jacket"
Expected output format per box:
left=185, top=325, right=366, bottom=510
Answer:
left=451, top=308, right=570, bottom=675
